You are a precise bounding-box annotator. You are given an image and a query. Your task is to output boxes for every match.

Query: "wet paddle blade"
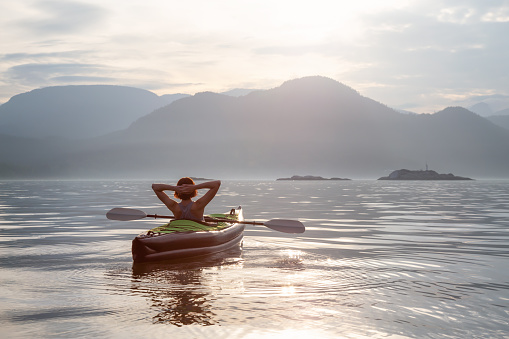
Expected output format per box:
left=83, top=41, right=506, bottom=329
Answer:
left=106, top=208, right=147, bottom=221
left=264, top=219, right=305, bottom=233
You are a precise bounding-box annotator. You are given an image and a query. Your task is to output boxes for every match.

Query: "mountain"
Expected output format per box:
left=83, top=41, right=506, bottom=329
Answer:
left=466, top=95, right=509, bottom=116
left=487, top=115, right=509, bottom=130
left=81, top=77, right=404, bottom=177
left=1, top=76, right=509, bottom=179
left=469, top=102, right=493, bottom=116
left=485, top=108, right=509, bottom=130
left=494, top=108, right=509, bottom=116
left=94, top=79, right=509, bottom=178
left=220, top=89, right=259, bottom=97
left=0, top=85, right=189, bottom=139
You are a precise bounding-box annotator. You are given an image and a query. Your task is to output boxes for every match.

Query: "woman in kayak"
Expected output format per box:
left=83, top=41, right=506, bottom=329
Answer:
left=152, top=178, right=221, bottom=222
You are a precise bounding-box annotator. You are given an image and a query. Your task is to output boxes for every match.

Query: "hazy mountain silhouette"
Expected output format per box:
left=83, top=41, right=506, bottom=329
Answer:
left=484, top=108, right=509, bottom=130
left=487, top=115, right=509, bottom=130
left=468, top=96, right=509, bottom=116
left=494, top=108, right=509, bottom=116
left=0, top=85, right=189, bottom=139
left=469, top=102, right=493, bottom=117
left=1, top=76, right=509, bottom=179
left=220, top=88, right=259, bottom=97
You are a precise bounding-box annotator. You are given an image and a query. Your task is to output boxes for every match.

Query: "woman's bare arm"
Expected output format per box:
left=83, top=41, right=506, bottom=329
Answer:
left=151, top=184, right=181, bottom=216
left=193, top=180, right=221, bottom=209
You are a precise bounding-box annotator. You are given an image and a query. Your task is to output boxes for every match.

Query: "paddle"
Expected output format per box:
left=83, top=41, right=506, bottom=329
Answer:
left=106, top=207, right=305, bottom=234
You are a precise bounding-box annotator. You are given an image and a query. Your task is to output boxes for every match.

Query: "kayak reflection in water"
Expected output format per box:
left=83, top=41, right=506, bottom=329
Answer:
left=151, top=178, right=221, bottom=222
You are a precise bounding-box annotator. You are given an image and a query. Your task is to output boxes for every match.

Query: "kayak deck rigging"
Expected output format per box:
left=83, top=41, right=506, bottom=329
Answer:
left=146, top=212, right=239, bottom=235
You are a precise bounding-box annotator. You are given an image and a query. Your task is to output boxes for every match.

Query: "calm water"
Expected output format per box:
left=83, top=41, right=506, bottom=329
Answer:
left=0, top=180, right=508, bottom=338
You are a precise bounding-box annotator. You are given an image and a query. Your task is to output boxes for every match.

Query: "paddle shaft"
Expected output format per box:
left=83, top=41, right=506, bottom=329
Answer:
left=147, top=213, right=265, bottom=226
left=106, top=207, right=305, bottom=233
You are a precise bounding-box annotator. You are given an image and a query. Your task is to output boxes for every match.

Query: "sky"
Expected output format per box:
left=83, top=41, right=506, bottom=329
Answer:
left=1, top=0, right=508, bottom=113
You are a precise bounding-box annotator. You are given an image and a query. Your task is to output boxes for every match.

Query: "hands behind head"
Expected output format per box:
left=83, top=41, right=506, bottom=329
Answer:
left=177, top=184, right=196, bottom=195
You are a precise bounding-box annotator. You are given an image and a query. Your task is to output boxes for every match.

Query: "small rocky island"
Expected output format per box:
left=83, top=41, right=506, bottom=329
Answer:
left=190, top=177, right=214, bottom=181
left=378, top=169, right=473, bottom=180
left=277, top=175, right=351, bottom=181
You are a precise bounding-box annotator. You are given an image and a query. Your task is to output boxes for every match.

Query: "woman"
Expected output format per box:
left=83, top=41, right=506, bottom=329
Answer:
left=152, top=177, right=221, bottom=221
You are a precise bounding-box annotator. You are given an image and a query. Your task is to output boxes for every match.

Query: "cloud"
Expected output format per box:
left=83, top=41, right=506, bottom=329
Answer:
left=332, top=2, right=509, bottom=112
left=482, top=7, right=509, bottom=22
left=17, top=0, right=107, bottom=35
left=0, top=50, right=91, bottom=62
left=253, top=44, right=322, bottom=56
left=50, top=75, right=114, bottom=83
left=5, top=63, right=108, bottom=84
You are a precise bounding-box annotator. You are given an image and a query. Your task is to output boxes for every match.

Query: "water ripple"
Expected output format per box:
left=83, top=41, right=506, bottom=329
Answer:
left=1, top=180, right=509, bottom=338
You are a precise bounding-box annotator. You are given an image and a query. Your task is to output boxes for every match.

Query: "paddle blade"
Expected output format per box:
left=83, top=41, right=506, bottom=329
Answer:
left=264, top=219, right=305, bottom=233
left=106, top=208, right=147, bottom=221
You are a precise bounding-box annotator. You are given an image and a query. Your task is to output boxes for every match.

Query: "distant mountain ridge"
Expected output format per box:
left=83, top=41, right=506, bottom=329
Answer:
left=1, top=76, right=509, bottom=179
left=0, top=85, right=262, bottom=140
left=469, top=101, right=509, bottom=117
left=0, top=85, right=189, bottom=139
left=486, top=115, right=509, bottom=130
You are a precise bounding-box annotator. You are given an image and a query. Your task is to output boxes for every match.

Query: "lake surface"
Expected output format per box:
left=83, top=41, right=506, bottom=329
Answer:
left=0, top=180, right=508, bottom=338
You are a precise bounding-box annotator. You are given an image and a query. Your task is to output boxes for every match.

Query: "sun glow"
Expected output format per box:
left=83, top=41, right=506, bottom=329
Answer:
left=110, top=0, right=412, bottom=47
